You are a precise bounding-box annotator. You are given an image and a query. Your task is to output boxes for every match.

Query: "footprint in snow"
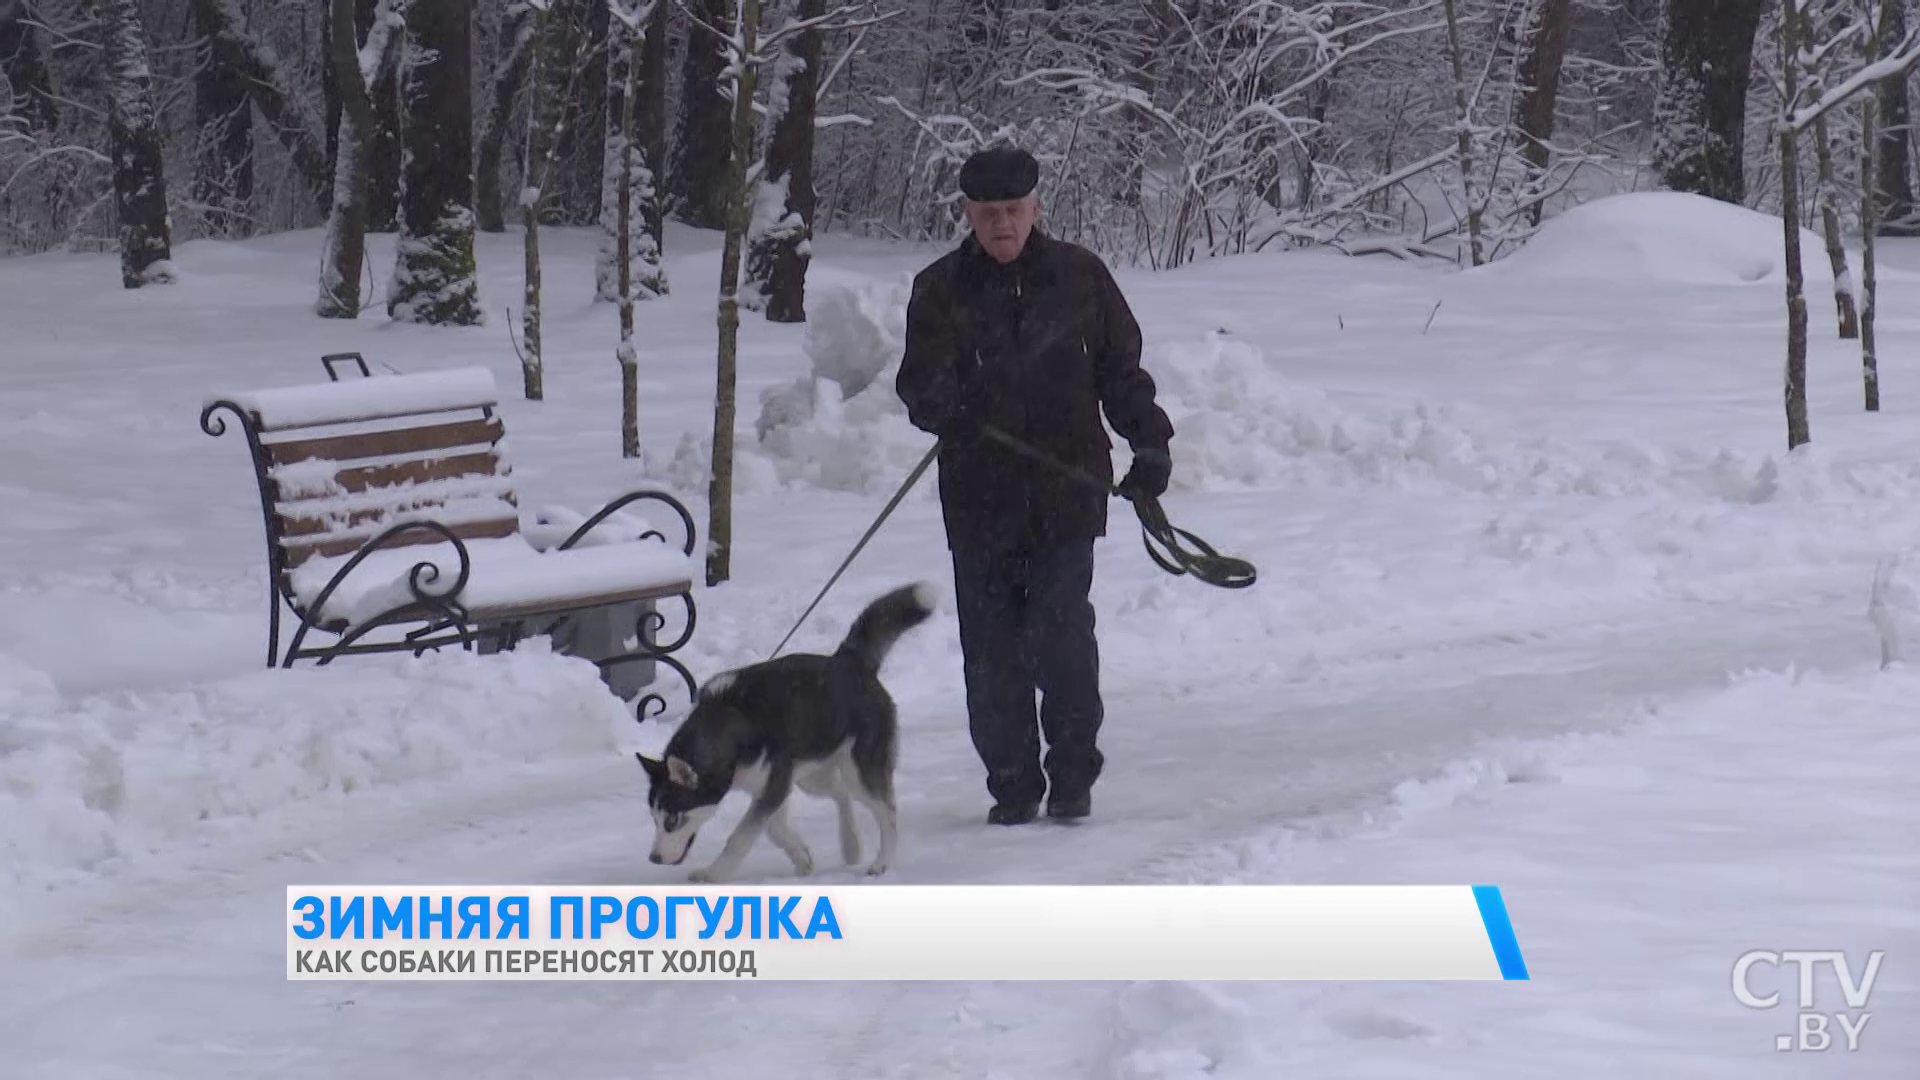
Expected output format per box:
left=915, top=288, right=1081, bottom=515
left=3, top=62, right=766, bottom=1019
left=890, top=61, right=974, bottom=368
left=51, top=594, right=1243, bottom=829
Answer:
left=1324, top=1006, right=1436, bottom=1042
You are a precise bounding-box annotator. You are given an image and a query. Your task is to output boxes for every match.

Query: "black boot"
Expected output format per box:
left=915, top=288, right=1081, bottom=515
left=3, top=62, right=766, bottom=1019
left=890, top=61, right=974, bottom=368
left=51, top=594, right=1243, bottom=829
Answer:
left=987, top=801, right=1040, bottom=825
left=1046, top=792, right=1090, bottom=820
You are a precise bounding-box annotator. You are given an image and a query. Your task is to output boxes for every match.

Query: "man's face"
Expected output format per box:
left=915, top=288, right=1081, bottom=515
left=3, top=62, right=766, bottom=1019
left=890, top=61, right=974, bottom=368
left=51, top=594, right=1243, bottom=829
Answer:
left=964, top=194, right=1039, bottom=263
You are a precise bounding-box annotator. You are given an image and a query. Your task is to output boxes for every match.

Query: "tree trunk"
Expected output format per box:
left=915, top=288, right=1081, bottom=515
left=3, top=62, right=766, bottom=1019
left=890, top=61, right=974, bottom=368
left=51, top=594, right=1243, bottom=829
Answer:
left=190, top=0, right=254, bottom=238
left=475, top=5, right=533, bottom=233
left=1, top=1, right=59, bottom=131
left=1862, top=0, right=1889, bottom=410
left=1650, top=0, right=1766, bottom=204
left=1779, top=0, right=1810, bottom=450
left=669, top=0, right=735, bottom=229
left=707, top=0, right=763, bottom=587
left=1514, top=0, right=1574, bottom=225
left=387, top=0, right=482, bottom=326
left=1441, top=0, right=1484, bottom=265
left=597, top=0, right=669, bottom=301
left=317, top=0, right=405, bottom=319
left=1814, top=113, right=1859, bottom=339
left=1876, top=0, right=1917, bottom=235
left=98, top=0, right=174, bottom=288
left=187, top=0, right=334, bottom=217
left=520, top=0, right=577, bottom=401
left=364, top=2, right=402, bottom=233
left=745, top=0, right=822, bottom=323
left=614, top=3, right=641, bottom=458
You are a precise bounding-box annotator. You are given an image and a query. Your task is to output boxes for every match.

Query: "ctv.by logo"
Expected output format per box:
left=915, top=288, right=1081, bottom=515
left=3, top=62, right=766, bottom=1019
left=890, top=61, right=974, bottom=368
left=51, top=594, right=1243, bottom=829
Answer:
left=1733, top=950, right=1885, bottom=1052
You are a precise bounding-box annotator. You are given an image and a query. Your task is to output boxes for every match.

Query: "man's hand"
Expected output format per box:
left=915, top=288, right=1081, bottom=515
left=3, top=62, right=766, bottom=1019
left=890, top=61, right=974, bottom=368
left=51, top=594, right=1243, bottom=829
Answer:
left=1118, top=446, right=1171, bottom=500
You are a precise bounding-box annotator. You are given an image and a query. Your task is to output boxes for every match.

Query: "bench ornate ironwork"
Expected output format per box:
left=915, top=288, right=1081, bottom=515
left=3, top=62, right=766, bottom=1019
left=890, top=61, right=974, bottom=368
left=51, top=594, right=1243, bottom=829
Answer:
left=199, top=355, right=699, bottom=720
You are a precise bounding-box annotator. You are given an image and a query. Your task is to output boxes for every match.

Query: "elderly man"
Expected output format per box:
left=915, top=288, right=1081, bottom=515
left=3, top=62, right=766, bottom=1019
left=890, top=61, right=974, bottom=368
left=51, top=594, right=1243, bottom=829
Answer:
left=896, top=145, right=1175, bottom=825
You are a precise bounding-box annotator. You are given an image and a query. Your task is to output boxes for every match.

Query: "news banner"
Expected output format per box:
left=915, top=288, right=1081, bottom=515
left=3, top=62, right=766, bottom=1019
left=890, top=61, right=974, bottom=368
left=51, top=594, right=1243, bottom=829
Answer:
left=287, top=884, right=1529, bottom=981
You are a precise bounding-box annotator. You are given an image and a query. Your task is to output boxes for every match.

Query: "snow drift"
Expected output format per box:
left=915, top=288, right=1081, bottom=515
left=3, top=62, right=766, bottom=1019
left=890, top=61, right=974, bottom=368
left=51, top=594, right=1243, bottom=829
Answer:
left=744, top=281, right=1920, bottom=508
left=0, top=645, right=632, bottom=904
left=1488, top=191, right=1835, bottom=286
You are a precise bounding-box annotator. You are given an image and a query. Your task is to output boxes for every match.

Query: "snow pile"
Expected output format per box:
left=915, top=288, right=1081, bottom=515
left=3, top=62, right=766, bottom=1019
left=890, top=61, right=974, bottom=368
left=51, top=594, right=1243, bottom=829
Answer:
left=743, top=276, right=942, bottom=495
left=1152, top=330, right=1920, bottom=505
left=0, top=645, right=632, bottom=901
left=1105, top=663, right=1920, bottom=1074
left=1491, top=191, right=1834, bottom=286
left=739, top=284, right=1920, bottom=509
left=1869, top=546, right=1920, bottom=668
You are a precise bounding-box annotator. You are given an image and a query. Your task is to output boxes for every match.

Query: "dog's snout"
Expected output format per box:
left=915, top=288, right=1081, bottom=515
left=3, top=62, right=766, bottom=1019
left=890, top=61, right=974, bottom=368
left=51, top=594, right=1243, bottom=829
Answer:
left=648, top=852, right=663, bottom=864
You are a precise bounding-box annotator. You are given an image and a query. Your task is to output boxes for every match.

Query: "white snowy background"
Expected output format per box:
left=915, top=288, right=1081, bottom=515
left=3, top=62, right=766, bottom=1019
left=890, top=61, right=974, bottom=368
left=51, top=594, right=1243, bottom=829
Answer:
left=0, top=192, right=1915, bottom=1076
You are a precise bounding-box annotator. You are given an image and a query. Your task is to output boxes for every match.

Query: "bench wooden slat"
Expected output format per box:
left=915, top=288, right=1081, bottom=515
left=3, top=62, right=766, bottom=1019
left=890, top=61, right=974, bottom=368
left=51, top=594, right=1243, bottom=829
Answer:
left=279, top=492, right=522, bottom=539
left=279, top=513, right=523, bottom=567
left=273, top=451, right=508, bottom=502
left=264, top=416, right=504, bottom=467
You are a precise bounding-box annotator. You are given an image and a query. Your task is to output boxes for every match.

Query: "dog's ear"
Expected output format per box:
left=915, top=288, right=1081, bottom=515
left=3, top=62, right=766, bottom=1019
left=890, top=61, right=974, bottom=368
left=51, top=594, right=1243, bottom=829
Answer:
left=635, top=753, right=667, bottom=783
left=665, top=754, right=699, bottom=788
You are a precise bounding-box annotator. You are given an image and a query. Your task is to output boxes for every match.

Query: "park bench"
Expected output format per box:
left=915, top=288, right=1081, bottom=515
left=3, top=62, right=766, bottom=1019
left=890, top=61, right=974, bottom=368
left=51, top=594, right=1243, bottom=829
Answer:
left=199, top=353, right=700, bottom=719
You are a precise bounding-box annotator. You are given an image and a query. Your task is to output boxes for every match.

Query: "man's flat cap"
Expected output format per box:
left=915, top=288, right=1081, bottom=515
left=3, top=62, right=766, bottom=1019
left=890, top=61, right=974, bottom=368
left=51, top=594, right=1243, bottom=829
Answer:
left=959, top=146, right=1040, bottom=202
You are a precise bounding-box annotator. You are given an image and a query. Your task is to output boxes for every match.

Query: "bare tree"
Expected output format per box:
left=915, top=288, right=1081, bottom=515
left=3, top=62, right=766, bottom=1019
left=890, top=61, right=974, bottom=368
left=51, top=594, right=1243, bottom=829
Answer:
left=1650, top=0, right=1766, bottom=203
left=705, top=0, right=765, bottom=587
left=1513, top=0, right=1574, bottom=226
left=1874, top=0, right=1916, bottom=233
left=1, top=2, right=57, bottom=133
left=671, top=0, right=734, bottom=229
left=1779, top=0, right=1811, bottom=450
left=1802, top=0, right=1860, bottom=340
left=189, top=0, right=251, bottom=236
left=1439, top=0, right=1483, bottom=264
left=743, top=0, right=825, bottom=321
left=476, top=3, right=534, bottom=233
left=597, top=0, right=668, bottom=302
left=316, top=0, right=407, bottom=318
left=184, top=0, right=334, bottom=216
left=519, top=0, right=585, bottom=400
left=608, top=0, right=652, bottom=457
left=1861, top=0, right=1887, bottom=409
left=97, top=0, right=173, bottom=287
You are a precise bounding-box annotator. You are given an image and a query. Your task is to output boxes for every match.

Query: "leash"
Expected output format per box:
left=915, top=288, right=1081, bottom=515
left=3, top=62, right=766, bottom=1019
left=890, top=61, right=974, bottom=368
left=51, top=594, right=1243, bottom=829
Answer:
left=766, top=441, right=941, bottom=660
left=765, top=425, right=1257, bottom=659
left=976, top=425, right=1257, bottom=591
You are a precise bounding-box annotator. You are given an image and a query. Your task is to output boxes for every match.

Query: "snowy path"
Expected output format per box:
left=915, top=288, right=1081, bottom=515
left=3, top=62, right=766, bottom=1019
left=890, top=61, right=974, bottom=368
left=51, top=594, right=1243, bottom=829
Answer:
left=0, top=577, right=1884, bottom=1079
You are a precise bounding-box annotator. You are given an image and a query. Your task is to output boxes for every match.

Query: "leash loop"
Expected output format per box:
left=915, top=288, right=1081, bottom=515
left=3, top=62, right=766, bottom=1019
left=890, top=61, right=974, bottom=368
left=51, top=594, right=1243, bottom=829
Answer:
left=978, top=426, right=1256, bottom=590
left=766, top=423, right=1257, bottom=661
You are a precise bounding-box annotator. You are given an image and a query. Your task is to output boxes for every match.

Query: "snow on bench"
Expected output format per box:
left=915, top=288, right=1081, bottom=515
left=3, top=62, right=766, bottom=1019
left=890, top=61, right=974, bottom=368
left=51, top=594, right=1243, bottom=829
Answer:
left=201, top=361, right=702, bottom=713
left=207, top=365, right=502, bottom=432
left=292, top=534, right=696, bottom=628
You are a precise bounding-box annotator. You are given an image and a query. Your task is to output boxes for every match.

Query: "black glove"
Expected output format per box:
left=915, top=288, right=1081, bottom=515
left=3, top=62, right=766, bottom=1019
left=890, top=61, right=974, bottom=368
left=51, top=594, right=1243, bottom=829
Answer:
left=1118, top=446, right=1171, bottom=500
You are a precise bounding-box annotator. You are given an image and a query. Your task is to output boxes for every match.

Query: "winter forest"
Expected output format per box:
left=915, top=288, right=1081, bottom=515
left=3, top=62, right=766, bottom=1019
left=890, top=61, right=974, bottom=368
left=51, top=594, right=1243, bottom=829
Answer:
left=5, top=0, right=1920, bottom=277
left=5, top=1, right=1920, bottom=439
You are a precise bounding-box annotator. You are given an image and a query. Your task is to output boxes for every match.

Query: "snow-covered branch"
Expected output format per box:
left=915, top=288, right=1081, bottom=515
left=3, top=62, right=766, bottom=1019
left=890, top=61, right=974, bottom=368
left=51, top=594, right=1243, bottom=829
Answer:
left=1787, top=25, right=1920, bottom=133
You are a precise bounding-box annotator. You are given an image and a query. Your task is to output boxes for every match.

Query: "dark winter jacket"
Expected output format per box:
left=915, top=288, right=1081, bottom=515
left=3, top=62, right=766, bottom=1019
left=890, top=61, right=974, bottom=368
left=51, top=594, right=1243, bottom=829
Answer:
left=896, top=229, right=1175, bottom=553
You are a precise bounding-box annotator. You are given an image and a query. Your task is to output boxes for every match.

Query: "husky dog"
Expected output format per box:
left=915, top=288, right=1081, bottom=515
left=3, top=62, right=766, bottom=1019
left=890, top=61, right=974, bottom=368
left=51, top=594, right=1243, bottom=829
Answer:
left=635, top=583, right=936, bottom=883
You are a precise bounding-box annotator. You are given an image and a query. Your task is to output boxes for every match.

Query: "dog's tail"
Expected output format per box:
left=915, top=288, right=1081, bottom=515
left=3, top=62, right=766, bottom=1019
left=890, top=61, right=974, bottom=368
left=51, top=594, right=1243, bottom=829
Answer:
left=835, top=582, right=938, bottom=675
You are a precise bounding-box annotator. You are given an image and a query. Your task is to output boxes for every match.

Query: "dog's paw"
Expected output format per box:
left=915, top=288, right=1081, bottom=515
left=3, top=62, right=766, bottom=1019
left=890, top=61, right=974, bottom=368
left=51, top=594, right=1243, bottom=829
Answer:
left=863, top=860, right=889, bottom=878
left=789, top=846, right=815, bottom=877
left=687, top=866, right=725, bottom=884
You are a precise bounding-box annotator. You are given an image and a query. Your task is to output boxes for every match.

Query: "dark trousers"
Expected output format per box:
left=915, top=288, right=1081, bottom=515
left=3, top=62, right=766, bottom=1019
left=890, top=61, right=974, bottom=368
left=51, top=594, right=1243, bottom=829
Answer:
left=950, top=540, right=1104, bottom=807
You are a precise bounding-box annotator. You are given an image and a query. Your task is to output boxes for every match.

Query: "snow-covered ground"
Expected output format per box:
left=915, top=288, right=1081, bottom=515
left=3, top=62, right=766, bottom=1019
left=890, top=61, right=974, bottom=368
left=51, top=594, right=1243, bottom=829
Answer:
left=1, top=193, right=1916, bottom=1075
